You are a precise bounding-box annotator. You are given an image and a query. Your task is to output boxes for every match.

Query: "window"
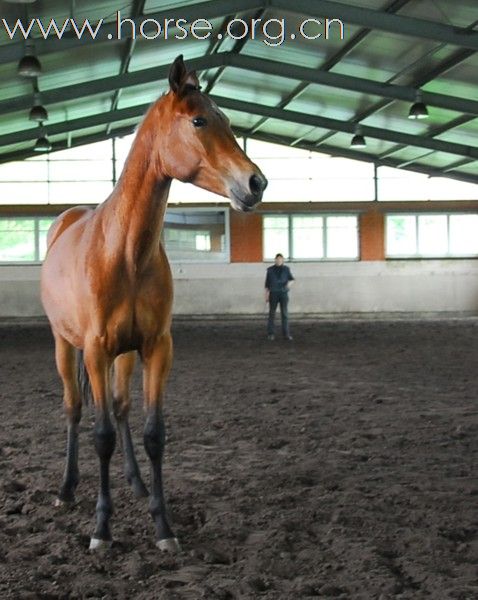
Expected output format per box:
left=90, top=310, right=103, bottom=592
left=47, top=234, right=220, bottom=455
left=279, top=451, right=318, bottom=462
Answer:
left=195, top=233, right=211, bottom=251
left=449, top=215, right=478, bottom=255
left=418, top=215, right=448, bottom=256
left=292, top=216, right=323, bottom=259
left=0, top=141, right=114, bottom=206
left=0, top=211, right=228, bottom=263
left=0, top=217, right=55, bottom=262
left=163, top=209, right=228, bottom=262
left=326, top=216, right=359, bottom=258
left=377, top=167, right=478, bottom=201
left=263, top=216, right=289, bottom=259
left=386, top=215, right=416, bottom=256
left=386, top=214, right=478, bottom=258
left=263, top=214, right=358, bottom=260
left=247, top=139, right=375, bottom=202
left=39, top=218, right=54, bottom=259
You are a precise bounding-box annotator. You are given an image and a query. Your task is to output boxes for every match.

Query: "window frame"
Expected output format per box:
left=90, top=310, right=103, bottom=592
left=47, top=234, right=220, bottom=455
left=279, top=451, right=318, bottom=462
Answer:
left=162, top=206, right=230, bottom=264
left=262, top=212, right=359, bottom=262
left=0, top=216, right=56, bottom=265
left=0, top=208, right=231, bottom=265
left=0, top=147, right=115, bottom=207
left=385, top=212, right=478, bottom=259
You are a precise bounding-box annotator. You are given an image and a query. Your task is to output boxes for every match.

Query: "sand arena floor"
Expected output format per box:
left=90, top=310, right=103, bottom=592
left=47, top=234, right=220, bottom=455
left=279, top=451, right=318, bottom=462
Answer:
left=0, top=318, right=477, bottom=599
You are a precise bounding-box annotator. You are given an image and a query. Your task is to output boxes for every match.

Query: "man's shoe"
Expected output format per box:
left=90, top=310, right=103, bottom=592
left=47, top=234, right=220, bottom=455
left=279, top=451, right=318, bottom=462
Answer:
left=268, top=334, right=275, bottom=340
left=284, top=335, right=293, bottom=341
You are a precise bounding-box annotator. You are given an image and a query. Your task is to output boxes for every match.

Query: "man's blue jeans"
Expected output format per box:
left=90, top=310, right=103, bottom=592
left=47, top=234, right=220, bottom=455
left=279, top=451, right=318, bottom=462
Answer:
left=267, top=291, right=290, bottom=337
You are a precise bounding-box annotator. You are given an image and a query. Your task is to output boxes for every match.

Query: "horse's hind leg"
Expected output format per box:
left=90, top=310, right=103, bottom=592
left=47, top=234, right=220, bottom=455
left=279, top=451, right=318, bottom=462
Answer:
left=113, top=352, right=148, bottom=498
left=142, top=332, right=179, bottom=552
left=54, top=333, right=81, bottom=505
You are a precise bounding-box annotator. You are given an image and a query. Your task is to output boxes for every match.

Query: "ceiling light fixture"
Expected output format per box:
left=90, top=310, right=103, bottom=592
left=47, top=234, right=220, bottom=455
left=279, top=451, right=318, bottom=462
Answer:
left=34, top=134, right=52, bottom=152
left=408, top=90, right=429, bottom=120
left=351, top=125, right=366, bottom=149
left=29, top=97, right=49, bottom=123
left=18, top=43, right=41, bottom=77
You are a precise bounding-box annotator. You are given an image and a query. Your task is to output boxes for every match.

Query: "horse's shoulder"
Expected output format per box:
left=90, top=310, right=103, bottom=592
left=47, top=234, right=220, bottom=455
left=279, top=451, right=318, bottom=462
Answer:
left=46, top=206, right=93, bottom=249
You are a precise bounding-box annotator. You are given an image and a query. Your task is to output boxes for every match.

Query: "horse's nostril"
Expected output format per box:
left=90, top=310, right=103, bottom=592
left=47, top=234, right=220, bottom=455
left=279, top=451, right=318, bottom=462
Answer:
left=249, top=174, right=266, bottom=197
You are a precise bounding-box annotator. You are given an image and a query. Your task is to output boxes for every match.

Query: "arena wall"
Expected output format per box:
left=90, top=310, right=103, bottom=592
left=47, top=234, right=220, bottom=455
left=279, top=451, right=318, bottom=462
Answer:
left=2, top=260, right=478, bottom=318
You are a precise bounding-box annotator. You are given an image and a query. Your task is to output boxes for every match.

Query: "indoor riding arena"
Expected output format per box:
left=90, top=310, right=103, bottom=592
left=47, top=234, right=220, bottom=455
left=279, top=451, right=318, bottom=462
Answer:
left=0, top=1, right=477, bottom=599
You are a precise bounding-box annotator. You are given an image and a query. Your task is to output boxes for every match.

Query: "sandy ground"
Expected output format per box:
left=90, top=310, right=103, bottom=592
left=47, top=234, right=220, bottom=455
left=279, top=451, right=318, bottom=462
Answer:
left=0, top=318, right=477, bottom=599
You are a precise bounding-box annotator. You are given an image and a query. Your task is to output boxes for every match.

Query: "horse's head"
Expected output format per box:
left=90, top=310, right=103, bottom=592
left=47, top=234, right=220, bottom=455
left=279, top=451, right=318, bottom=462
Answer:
left=152, top=55, right=267, bottom=212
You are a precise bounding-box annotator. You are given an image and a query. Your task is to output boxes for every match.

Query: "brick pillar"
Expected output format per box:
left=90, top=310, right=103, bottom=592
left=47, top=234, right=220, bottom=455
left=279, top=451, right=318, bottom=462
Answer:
left=230, top=210, right=263, bottom=262
left=360, top=210, right=385, bottom=261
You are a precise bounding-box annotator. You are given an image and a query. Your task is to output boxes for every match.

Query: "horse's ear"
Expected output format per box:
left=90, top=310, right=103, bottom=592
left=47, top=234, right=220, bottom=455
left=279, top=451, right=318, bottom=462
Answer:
left=184, top=70, right=200, bottom=90
left=169, top=55, right=187, bottom=94
left=169, top=55, right=200, bottom=96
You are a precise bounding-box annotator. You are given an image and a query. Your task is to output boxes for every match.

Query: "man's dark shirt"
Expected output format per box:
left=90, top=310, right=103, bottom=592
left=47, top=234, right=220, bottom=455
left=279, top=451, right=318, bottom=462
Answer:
left=265, top=265, right=294, bottom=293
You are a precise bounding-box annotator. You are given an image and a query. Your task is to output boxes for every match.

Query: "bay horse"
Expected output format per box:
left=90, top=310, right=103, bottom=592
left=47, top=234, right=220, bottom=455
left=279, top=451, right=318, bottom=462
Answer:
left=40, top=55, right=267, bottom=552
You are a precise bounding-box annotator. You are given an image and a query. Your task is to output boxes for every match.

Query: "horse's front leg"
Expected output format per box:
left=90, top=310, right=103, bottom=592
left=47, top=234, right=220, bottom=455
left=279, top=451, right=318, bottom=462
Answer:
left=112, top=351, right=148, bottom=498
left=142, top=332, right=179, bottom=552
left=54, top=333, right=81, bottom=505
left=84, top=343, right=116, bottom=550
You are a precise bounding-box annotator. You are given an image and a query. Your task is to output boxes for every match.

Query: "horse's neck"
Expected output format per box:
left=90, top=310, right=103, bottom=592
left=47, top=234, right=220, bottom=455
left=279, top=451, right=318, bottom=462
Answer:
left=105, top=112, right=171, bottom=272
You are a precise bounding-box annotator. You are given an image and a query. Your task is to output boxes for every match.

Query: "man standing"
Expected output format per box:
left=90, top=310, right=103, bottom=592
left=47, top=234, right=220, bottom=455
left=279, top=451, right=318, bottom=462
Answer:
left=265, top=253, right=295, bottom=340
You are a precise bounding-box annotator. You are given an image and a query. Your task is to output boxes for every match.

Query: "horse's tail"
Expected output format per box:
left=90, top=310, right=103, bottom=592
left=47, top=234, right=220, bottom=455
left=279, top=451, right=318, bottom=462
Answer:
left=77, top=350, right=91, bottom=407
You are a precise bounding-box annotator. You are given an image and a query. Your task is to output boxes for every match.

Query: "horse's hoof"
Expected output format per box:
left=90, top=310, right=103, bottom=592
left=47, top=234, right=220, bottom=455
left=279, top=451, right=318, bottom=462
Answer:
left=54, top=497, right=75, bottom=508
left=132, top=480, right=149, bottom=499
left=89, top=537, right=113, bottom=551
left=156, top=537, right=180, bottom=553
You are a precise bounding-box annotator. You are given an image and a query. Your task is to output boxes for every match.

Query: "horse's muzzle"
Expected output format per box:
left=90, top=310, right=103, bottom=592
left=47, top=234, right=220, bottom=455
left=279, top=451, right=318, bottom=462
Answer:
left=249, top=173, right=268, bottom=200
left=232, top=173, right=268, bottom=211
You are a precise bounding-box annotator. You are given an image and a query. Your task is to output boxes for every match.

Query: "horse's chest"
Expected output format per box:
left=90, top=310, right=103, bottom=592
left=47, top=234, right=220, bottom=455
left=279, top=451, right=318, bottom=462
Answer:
left=105, top=282, right=171, bottom=353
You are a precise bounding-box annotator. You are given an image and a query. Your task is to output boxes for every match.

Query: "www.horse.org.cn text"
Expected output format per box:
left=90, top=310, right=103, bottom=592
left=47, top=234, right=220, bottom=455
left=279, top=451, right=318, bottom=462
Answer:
left=1, top=14, right=346, bottom=47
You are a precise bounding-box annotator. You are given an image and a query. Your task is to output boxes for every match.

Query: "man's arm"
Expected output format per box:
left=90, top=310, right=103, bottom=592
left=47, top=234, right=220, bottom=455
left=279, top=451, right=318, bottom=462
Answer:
left=287, top=267, right=295, bottom=289
left=265, top=270, right=270, bottom=302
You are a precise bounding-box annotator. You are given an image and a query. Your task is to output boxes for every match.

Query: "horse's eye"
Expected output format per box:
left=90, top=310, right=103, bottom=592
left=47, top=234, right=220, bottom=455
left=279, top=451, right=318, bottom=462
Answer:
left=192, top=117, right=207, bottom=128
